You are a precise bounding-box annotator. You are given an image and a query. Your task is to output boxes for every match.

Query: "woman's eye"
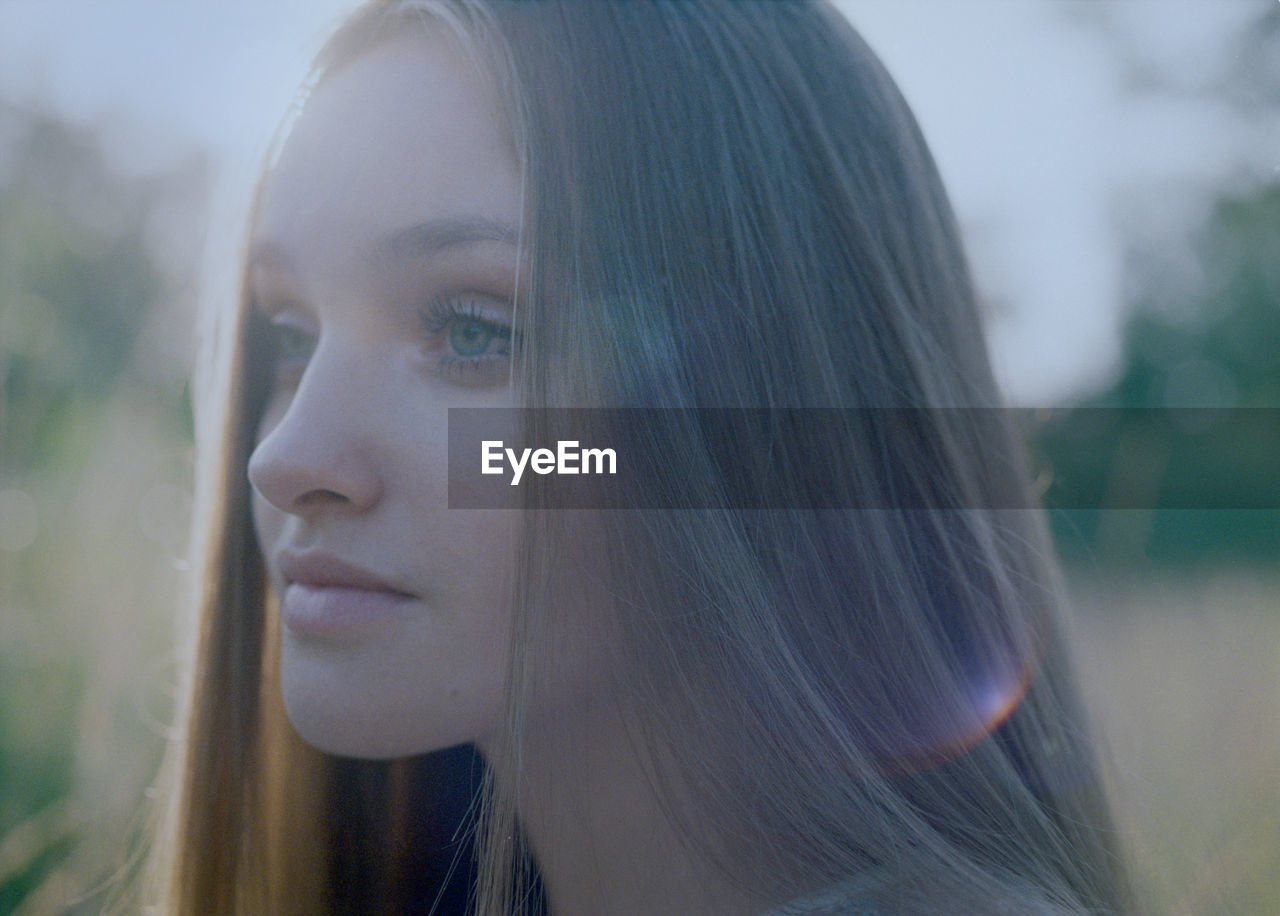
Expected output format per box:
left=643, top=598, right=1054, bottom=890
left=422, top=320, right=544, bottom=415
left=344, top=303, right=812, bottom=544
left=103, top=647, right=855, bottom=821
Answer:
left=265, top=319, right=317, bottom=383
left=276, top=323, right=317, bottom=363
left=450, top=316, right=498, bottom=357
left=421, top=295, right=516, bottom=385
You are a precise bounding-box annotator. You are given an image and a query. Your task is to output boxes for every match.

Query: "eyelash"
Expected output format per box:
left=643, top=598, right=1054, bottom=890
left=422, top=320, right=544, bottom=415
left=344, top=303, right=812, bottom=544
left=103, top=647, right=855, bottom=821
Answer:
left=419, top=294, right=518, bottom=384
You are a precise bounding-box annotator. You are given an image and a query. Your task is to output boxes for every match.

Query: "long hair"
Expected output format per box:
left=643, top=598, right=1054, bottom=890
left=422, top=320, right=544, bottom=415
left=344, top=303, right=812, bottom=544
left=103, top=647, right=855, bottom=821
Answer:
left=148, top=2, right=1131, bottom=913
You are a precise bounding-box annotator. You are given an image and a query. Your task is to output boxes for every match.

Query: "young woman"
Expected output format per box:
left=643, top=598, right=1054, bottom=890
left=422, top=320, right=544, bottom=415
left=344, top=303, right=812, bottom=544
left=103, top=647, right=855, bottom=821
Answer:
left=144, top=1, right=1131, bottom=913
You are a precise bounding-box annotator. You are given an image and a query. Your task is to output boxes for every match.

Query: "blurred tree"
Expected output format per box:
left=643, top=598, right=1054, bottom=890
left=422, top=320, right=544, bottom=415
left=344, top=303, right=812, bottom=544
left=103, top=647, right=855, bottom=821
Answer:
left=2, top=108, right=169, bottom=472
left=0, top=101, right=204, bottom=910
left=1033, top=180, right=1280, bottom=564
left=1030, top=0, right=1280, bottom=567
left=1223, top=0, right=1280, bottom=109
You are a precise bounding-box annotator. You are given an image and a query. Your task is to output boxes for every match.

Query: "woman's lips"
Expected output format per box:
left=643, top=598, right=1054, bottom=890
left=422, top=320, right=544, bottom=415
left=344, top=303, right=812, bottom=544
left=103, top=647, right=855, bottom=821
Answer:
left=276, top=549, right=416, bottom=639
left=280, top=582, right=414, bottom=639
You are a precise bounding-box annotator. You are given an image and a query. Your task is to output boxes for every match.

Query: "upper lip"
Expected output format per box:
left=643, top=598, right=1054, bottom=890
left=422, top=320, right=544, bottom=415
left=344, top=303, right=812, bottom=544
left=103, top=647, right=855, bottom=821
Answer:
left=276, top=549, right=414, bottom=596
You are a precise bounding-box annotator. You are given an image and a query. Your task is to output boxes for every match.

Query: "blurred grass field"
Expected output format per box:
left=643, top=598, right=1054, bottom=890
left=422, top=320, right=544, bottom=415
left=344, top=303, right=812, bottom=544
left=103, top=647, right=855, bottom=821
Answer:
left=4, top=433, right=1280, bottom=914
left=1066, top=568, right=1280, bottom=915
left=0, top=389, right=189, bottom=914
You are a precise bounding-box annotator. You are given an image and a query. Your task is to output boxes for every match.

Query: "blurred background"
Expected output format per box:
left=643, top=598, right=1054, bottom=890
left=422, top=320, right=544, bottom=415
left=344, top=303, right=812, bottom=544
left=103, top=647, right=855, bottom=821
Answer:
left=0, top=1, right=1277, bottom=912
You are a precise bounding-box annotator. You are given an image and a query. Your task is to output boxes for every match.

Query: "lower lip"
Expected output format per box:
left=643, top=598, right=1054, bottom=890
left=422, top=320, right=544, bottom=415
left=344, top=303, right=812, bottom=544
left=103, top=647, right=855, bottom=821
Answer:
left=281, top=583, right=414, bottom=639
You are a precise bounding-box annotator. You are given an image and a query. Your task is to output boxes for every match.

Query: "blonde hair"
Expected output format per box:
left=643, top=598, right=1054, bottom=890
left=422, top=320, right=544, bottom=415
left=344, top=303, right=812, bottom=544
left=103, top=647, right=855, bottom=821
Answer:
left=145, top=2, right=1131, bottom=913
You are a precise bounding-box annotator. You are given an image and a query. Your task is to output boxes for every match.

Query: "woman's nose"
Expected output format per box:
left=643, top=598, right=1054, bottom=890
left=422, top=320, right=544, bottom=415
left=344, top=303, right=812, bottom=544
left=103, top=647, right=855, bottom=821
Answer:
left=247, top=349, right=384, bottom=518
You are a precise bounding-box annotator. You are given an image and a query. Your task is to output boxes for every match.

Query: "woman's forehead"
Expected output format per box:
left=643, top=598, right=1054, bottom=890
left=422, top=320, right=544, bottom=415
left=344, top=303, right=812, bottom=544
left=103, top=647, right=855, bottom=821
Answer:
left=253, top=32, right=520, bottom=263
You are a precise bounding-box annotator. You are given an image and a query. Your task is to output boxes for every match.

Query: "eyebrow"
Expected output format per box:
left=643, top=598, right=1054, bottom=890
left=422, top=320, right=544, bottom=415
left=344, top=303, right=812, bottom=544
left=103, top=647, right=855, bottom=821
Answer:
left=248, top=216, right=520, bottom=272
left=381, top=216, right=520, bottom=261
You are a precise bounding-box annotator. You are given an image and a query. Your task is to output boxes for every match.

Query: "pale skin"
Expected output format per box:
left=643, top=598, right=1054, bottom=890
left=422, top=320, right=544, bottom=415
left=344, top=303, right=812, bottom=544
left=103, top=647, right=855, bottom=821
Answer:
left=246, top=31, right=765, bottom=916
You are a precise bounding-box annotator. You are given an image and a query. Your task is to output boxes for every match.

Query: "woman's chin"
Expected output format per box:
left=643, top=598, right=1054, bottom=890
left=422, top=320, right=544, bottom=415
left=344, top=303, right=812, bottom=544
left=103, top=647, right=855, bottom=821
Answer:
left=279, top=673, right=472, bottom=760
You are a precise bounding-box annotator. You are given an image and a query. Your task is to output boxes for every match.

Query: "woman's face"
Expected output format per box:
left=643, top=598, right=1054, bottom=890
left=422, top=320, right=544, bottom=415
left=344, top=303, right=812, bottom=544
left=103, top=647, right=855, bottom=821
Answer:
left=247, top=32, right=522, bottom=758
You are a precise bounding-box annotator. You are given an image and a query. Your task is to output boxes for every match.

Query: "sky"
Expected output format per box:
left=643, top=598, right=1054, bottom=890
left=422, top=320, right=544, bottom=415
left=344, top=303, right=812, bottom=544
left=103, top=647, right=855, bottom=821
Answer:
left=0, top=0, right=1275, bottom=404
